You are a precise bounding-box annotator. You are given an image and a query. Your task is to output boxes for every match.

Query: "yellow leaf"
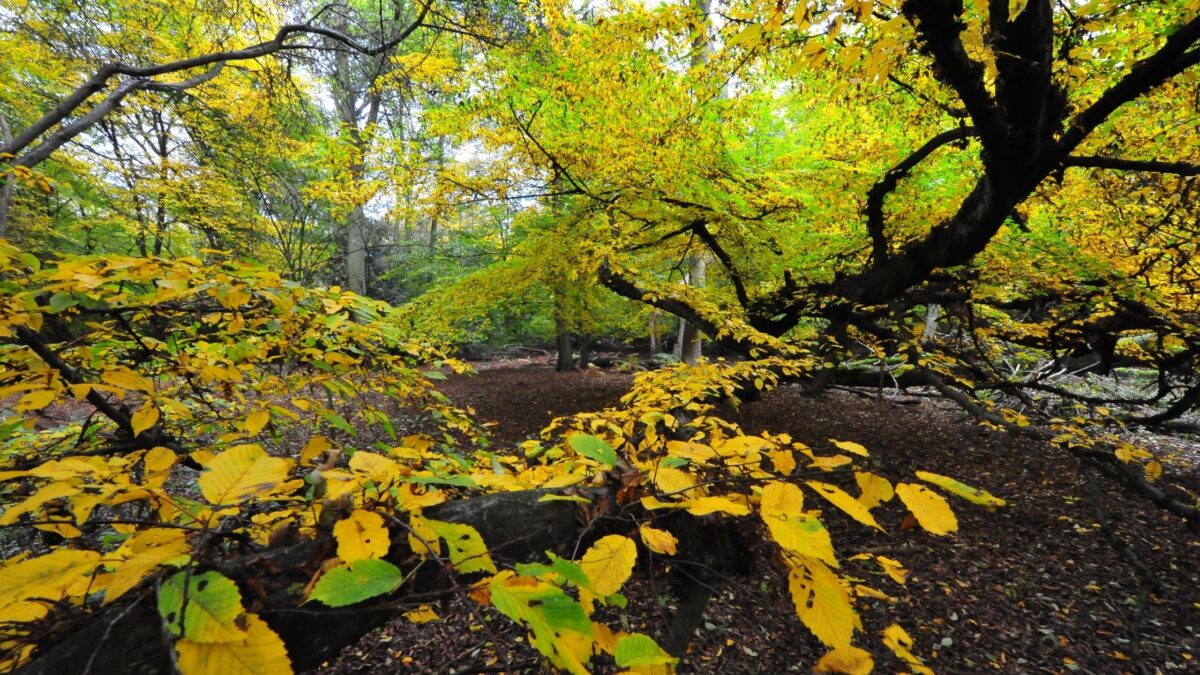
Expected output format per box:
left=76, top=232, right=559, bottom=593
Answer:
left=403, top=605, right=439, bottom=623
left=0, top=550, right=100, bottom=623
left=915, top=471, right=1005, bottom=509
left=131, top=401, right=160, bottom=437
left=175, top=613, right=292, bottom=675
left=334, top=510, right=390, bottom=561
left=16, top=389, right=55, bottom=411
left=581, top=534, right=637, bottom=596
left=854, top=472, right=893, bottom=510
left=666, top=440, right=716, bottom=465
left=717, top=435, right=771, bottom=456
left=638, top=524, right=678, bottom=555
left=1144, top=460, right=1162, bottom=482
left=760, top=481, right=804, bottom=518
left=895, top=483, right=957, bottom=536
left=881, top=624, right=932, bottom=674
left=875, top=556, right=909, bottom=585
left=815, top=645, right=874, bottom=674
left=244, top=410, right=270, bottom=435
left=829, top=439, right=869, bottom=457
left=806, top=481, right=884, bottom=531
left=348, top=452, right=401, bottom=486
left=104, top=529, right=191, bottom=604
left=198, top=444, right=292, bottom=506
left=762, top=481, right=836, bottom=565
left=682, top=495, right=750, bottom=516
left=299, top=435, right=333, bottom=465
left=652, top=466, right=696, bottom=495
left=767, top=449, right=796, bottom=475
left=426, top=520, right=496, bottom=574
left=144, top=447, right=176, bottom=488
left=808, top=454, right=854, bottom=471
left=104, top=368, right=155, bottom=393
left=788, top=558, right=859, bottom=649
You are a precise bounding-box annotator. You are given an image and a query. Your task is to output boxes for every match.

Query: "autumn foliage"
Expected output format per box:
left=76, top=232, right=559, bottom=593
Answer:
left=2, top=0, right=1200, bottom=673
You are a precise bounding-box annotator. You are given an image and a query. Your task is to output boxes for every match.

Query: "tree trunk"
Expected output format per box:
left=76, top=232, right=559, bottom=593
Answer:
left=346, top=204, right=368, bottom=295
left=555, top=318, right=574, bottom=372
left=678, top=255, right=705, bottom=365
left=0, top=114, right=13, bottom=238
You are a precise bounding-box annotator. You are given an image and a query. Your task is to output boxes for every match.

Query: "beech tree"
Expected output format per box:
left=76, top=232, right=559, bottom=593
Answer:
left=1, top=1, right=1199, bottom=674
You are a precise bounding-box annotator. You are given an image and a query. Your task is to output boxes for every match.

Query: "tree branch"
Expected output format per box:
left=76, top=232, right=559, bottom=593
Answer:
left=901, top=0, right=1002, bottom=144
left=865, top=126, right=976, bottom=263
left=1, top=1, right=430, bottom=168
left=1063, top=155, right=1200, bottom=176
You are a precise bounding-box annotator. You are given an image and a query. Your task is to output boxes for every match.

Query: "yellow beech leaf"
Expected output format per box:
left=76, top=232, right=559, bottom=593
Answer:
left=299, top=435, right=333, bottom=466
left=144, top=447, right=176, bottom=488
left=829, top=439, right=869, bottom=457
left=881, top=624, right=932, bottom=674
left=854, top=471, right=894, bottom=510
left=104, top=529, right=191, bottom=605
left=104, top=368, right=155, bottom=393
left=198, top=444, right=292, bottom=506
left=652, top=466, right=696, bottom=495
left=403, top=605, right=439, bottom=623
left=717, top=435, right=771, bottom=456
left=788, top=558, right=860, bottom=649
left=175, top=613, right=292, bottom=675
left=131, top=401, right=160, bottom=437
left=581, top=534, right=637, bottom=596
left=915, top=471, right=1005, bottom=509
left=1144, top=460, right=1163, bottom=482
left=665, top=440, right=716, bottom=465
left=426, top=520, right=496, bottom=574
left=334, top=510, right=390, bottom=561
left=244, top=410, right=270, bottom=435
left=875, top=555, right=909, bottom=585
left=806, top=481, right=884, bottom=531
left=762, top=480, right=835, bottom=565
left=815, top=645, right=874, bottom=674
left=682, top=495, right=751, bottom=516
left=16, top=389, right=55, bottom=412
left=808, top=454, right=854, bottom=471
left=0, top=550, right=101, bottom=623
left=348, top=452, right=401, bottom=485
left=767, top=449, right=796, bottom=475
left=895, top=483, right=958, bottom=536
left=638, top=524, right=678, bottom=555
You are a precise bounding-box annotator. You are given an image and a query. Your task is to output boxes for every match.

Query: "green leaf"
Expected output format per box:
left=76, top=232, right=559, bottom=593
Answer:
left=568, top=434, right=618, bottom=467
left=308, top=559, right=404, bottom=607
left=515, top=552, right=592, bottom=590
left=47, top=292, right=78, bottom=312
left=615, top=633, right=677, bottom=667
left=490, top=571, right=593, bottom=674
left=915, top=471, right=1006, bottom=509
left=422, top=370, right=447, bottom=380
left=158, top=571, right=246, bottom=643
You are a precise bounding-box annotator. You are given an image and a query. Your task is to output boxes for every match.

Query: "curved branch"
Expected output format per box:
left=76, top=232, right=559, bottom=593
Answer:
left=1063, top=155, right=1200, bottom=176
left=1, top=1, right=431, bottom=168
left=689, top=220, right=749, bottom=309
left=901, top=0, right=1002, bottom=143
left=865, top=126, right=977, bottom=263
left=1057, top=17, right=1200, bottom=159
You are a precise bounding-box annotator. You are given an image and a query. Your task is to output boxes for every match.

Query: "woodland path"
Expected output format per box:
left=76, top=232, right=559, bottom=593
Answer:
left=315, top=361, right=1200, bottom=674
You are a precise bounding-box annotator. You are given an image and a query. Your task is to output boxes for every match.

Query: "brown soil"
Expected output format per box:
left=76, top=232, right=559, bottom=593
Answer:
left=314, top=361, right=1200, bottom=674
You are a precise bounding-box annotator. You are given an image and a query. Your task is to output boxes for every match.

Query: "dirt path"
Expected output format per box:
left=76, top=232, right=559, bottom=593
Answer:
left=316, top=363, right=1200, bottom=674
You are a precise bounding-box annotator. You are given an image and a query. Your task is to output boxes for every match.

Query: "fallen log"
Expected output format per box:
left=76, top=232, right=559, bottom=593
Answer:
left=15, top=488, right=749, bottom=674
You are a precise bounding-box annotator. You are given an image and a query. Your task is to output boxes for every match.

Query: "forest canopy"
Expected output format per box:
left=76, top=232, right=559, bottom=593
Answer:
left=1, top=0, right=1199, bottom=673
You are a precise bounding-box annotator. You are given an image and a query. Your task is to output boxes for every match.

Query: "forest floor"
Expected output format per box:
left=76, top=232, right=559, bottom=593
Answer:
left=314, top=360, right=1200, bottom=675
